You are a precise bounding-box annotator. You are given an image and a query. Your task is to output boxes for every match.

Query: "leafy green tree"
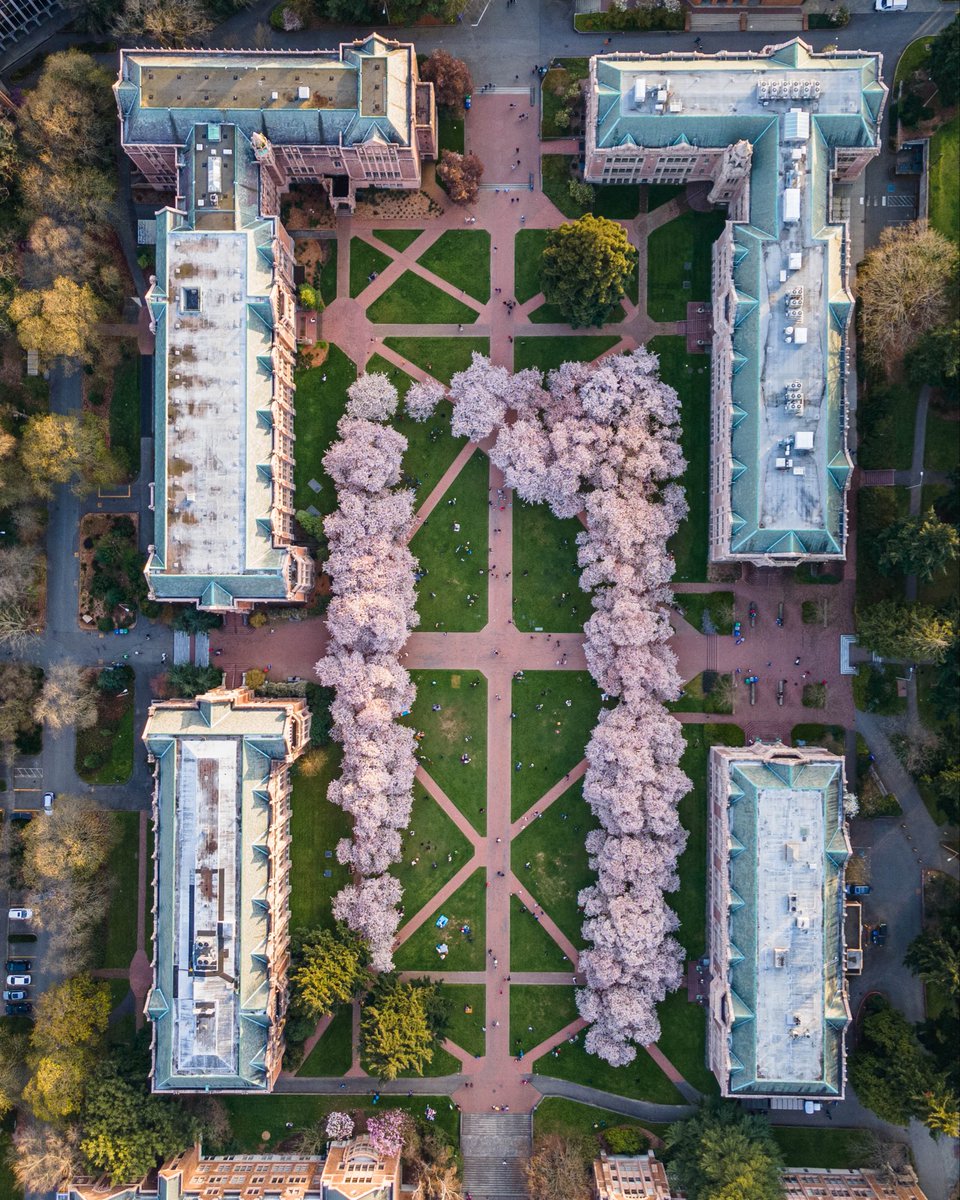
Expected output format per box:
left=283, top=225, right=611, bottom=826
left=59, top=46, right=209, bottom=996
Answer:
left=298, top=283, right=319, bottom=311
left=540, top=215, right=637, bottom=328
left=906, top=321, right=959, bottom=407
left=928, top=14, right=960, bottom=107
left=24, top=975, right=111, bottom=1120
left=172, top=608, right=224, bottom=634
left=878, top=509, right=959, bottom=580
left=290, top=927, right=369, bottom=1019
left=857, top=599, right=957, bottom=664
left=20, top=411, right=120, bottom=498
left=80, top=1065, right=197, bottom=1183
left=915, top=1088, right=960, bottom=1139
left=97, top=664, right=134, bottom=693
left=906, top=925, right=960, bottom=999
left=849, top=996, right=941, bottom=1126
left=361, top=977, right=436, bottom=1080
left=166, top=663, right=224, bottom=697
left=0, top=1024, right=29, bottom=1117
left=664, top=1101, right=784, bottom=1200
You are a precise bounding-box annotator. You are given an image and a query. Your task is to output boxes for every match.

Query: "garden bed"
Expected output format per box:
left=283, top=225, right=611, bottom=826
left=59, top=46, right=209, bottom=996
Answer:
left=77, top=513, right=143, bottom=631
left=75, top=672, right=135, bottom=784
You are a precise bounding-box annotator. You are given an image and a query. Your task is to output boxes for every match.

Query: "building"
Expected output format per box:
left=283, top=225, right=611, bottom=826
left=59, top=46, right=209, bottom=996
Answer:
left=593, top=1152, right=674, bottom=1199
left=115, top=35, right=437, bottom=211
left=584, top=41, right=887, bottom=566
left=0, top=0, right=60, bottom=53
left=589, top=1155, right=926, bottom=1200
left=783, top=1168, right=926, bottom=1200
left=113, top=34, right=436, bottom=612
left=706, top=743, right=852, bottom=1101
left=60, top=1139, right=402, bottom=1200
left=142, top=686, right=310, bottom=1092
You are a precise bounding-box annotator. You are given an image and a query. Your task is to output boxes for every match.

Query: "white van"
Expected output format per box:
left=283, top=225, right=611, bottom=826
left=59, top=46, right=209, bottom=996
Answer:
left=875, top=0, right=908, bottom=11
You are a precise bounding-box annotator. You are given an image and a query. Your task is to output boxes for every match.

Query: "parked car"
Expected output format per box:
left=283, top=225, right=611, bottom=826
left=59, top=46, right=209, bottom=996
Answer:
left=4, top=960, right=32, bottom=973
left=43, top=791, right=54, bottom=812
left=4, top=1002, right=32, bottom=1015
left=875, top=0, right=907, bottom=10
left=2, top=990, right=27, bottom=1002
left=6, top=975, right=31, bottom=987
left=7, top=908, right=33, bottom=920
left=871, top=923, right=888, bottom=945
left=845, top=884, right=871, bottom=896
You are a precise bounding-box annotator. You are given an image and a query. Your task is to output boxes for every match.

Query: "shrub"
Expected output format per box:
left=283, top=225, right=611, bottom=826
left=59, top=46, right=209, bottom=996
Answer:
left=604, top=1126, right=649, bottom=1154
left=801, top=600, right=820, bottom=624
left=802, top=683, right=827, bottom=709
left=248, top=610, right=268, bottom=629
left=97, top=616, right=115, bottom=632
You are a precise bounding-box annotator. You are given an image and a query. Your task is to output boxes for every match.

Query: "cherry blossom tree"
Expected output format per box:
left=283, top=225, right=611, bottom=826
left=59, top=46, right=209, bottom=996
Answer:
left=346, top=372, right=400, bottom=423
left=366, top=1109, right=411, bottom=1158
left=332, top=875, right=403, bottom=973
left=326, top=1111, right=354, bottom=1142
left=405, top=378, right=446, bottom=423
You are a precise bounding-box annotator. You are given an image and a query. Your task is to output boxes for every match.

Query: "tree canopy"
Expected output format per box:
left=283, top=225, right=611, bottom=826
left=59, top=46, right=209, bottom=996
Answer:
left=9, top=278, right=107, bottom=367
left=928, top=14, right=960, bottom=107
left=849, top=995, right=948, bottom=1128
left=290, top=926, right=369, bottom=1019
left=665, top=1102, right=784, bottom=1200
left=360, top=978, right=438, bottom=1080
left=857, top=599, right=957, bottom=664
left=540, top=214, right=638, bottom=328
left=421, top=50, right=473, bottom=112
left=523, top=1135, right=591, bottom=1200
left=877, top=508, right=959, bottom=580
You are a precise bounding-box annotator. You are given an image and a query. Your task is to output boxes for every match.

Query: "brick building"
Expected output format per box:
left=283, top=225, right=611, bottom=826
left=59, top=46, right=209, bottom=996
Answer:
left=584, top=41, right=887, bottom=566
left=142, top=687, right=310, bottom=1092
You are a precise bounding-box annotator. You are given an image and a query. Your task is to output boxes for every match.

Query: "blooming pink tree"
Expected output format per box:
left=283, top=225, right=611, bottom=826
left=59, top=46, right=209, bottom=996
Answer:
left=405, top=378, right=446, bottom=423
left=326, top=1111, right=354, bottom=1141
left=366, top=1109, right=410, bottom=1158
left=346, top=372, right=400, bottom=422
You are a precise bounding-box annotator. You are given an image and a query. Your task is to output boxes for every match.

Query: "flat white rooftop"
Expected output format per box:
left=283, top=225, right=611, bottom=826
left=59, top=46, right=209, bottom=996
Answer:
left=172, top=738, right=240, bottom=1078
left=166, top=230, right=249, bottom=577
left=618, top=60, right=865, bottom=120
left=754, top=786, right=825, bottom=1084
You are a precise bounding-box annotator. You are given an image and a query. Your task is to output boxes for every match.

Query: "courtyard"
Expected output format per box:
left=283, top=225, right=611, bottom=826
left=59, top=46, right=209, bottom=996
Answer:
left=204, top=88, right=863, bottom=1120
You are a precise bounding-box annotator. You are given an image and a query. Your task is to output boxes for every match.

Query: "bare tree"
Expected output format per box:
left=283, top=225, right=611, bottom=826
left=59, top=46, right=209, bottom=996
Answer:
left=0, top=602, right=41, bottom=649
left=33, top=662, right=98, bottom=732
left=9, top=1122, right=84, bottom=1193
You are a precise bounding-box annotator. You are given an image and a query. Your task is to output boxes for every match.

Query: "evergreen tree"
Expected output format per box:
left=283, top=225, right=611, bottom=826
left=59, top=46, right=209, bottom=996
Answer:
left=664, top=1102, right=784, bottom=1200
left=290, top=927, right=368, bottom=1020
left=878, top=508, right=959, bottom=580
left=540, top=215, right=638, bottom=328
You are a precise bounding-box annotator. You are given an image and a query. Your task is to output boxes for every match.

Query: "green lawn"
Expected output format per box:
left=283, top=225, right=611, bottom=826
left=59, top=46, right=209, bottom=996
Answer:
left=772, top=1127, right=871, bottom=1170
left=392, top=780, right=475, bottom=916
left=383, top=336, right=490, bottom=385
left=534, top=1097, right=663, bottom=1149
left=513, top=335, right=620, bottom=374
left=349, top=237, right=392, bottom=298
left=855, top=487, right=910, bottom=609
left=929, top=114, right=959, bottom=243
left=512, top=499, right=588, bottom=632
left=394, top=867, right=486, bottom=972
left=222, top=1094, right=458, bottom=1152
left=541, top=61, right=589, bottom=139
left=924, top=409, right=960, bottom=472
left=540, top=155, right=640, bottom=222
left=511, top=984, right=579, bottom=1053
left=667, top=672, right=733, bottom=715
left=418, top=230, right=491, bottom=303
left=674, top=724, right=745, bottom=964
left=510, top=670, right=605, bottom=819
left=374, top=228, right=423, bottom=253
left=511, top=893, right=572, bottom=971
left=412, top=1043, right=463, bottom=1078
left=289, top=747, right=352, bottom=931
left=894, top=36, right=933, bottom=89
left=367, top=271, right=478, bottom=325
left=512, top=779, right=596, bottom=949
left=515, top=228, right=552, bottom=304
left=318, top=241, right=338, bottom=304
left=646, top=184, right=684, bottom=212
left=0, top=1124, right=22, bottom=1200
left=293, top=347, right=357, bottom=515
left=297, top=1003, right=354, bottom=1076
left=647, top=208, right=726, bottom=322
left=533, top=1030, right=685, bottom=1105
left=852, top=662, right=907, bottom=716
left=365, top=354, right=468, bottom=507
left=857, top=379, right=918, bottom=471
left=444, top=984, right=486, bottom=1057
left=98, top=812, right=140, bottom=970
left=438, top=107, right=465, bottom=155
left=675, top=592, right=734, bottom=635
left=76, top=687, right=134, bottom=784
left=109, top=352, right=140, bottom=481
left=400, top=670, right=488, bottom=835
left=792, top=724, right=846, bottom=756
left=410, top=448, right=489, bottom=633
left=654, top=989, right=717, bottom=1095
left=651, top=337, right=710, bottom=582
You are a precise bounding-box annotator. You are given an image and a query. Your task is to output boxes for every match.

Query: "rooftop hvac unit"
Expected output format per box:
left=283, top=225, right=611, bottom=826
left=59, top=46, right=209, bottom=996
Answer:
left=793, top=327, right=808, bottom=344
left=795, top=431, right=814, bottom=451
left=774, top=948, right=788, bottom=968
left=783, top=187, right=801, bottom=224
left=271, top=91, right=279, bottom=100
left=793, top=466, right=806, bottom=476
left=298, top=85, right=310, bottom=100
left=632, top=78, right=646, bottom=107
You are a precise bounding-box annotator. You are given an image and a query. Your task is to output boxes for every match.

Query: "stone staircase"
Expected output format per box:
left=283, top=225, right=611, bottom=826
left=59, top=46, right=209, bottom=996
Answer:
left=461, top=1112, right=531, bottom=1200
